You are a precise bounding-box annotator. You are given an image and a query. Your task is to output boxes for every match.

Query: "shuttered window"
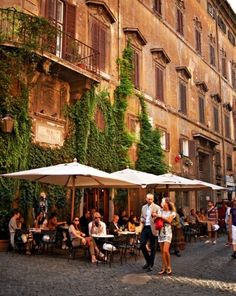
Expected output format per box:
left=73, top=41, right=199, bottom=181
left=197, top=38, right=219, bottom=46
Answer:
left=222, top=57, right=227, bottom=79
left=132, top=50, right=140, bottom=89
left=233, top=110, right=236, bottom=140
left=156, top=66, right=164, bottom=101
left=195, top=29, right=201, bottom=54
left=224, top=114, right=230, bottom=138
left=232, top=67, right=236, bottom=89
left=227, top=155, right=232, bottom=171
left=91, top=19, right=107, bottom=71
left=199, top=96, right=205, bottom=124
left=160, top=131, right=170, bottom=151
left=215, top=152, right=221, bottom=166
left=213, top=106, right=219, bottom=132
left=176, top=8, right=184, bottom=35
left=179, top=82, right=187, bottom=114
left=154, top=0, right=162, bottom=15
left=210, top=45, right=215, bottom=66
left=94, top=107, right=105, bottom=131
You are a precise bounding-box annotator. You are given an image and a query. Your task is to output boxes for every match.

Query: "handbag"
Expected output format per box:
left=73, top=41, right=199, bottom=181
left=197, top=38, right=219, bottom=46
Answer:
left=154, top=218, right=164, bottom=230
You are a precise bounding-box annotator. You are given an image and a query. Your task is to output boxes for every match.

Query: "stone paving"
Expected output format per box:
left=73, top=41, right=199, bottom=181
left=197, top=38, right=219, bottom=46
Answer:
left=0, top=235, right=235, bottom=296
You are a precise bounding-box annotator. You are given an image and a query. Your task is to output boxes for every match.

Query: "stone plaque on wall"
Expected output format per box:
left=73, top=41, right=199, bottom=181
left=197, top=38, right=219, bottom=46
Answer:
left=35, top=121, right=64, bottom=146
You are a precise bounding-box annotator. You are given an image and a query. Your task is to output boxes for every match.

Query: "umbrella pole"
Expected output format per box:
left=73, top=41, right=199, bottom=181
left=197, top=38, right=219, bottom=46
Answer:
left=71, top=176, right=76, bottom=221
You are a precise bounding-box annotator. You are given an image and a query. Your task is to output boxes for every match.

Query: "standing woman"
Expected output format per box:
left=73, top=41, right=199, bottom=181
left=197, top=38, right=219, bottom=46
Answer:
left=230, top=197, right=236, bottom=259
left=158, top=198, right=176, bottom=275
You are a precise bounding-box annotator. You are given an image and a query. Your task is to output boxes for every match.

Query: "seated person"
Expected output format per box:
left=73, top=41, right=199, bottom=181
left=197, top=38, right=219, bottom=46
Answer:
left=109, top=215, right=120, bottom=236
left=34, top=211, right=46, bottom=229
left=9, top=209, right=21, bottom=249
left=69, top=217, right=101, bottom=263
left=187, top=209, right=198, bottom=229
left=79, top=210, right=90, bottom=236
left=127, top=215, right=137, bottom=232
left=88, top=212, right=107, bottom=236
left=118, top=210, right=129, bottom=229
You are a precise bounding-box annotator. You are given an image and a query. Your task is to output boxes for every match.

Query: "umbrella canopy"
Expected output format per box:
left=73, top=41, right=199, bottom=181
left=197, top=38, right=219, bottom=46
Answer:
left=192, top=179, right=226, bottom=191
left=1, top=159, right=139, bottom=220
left=111, top=169, right=208, bottom=190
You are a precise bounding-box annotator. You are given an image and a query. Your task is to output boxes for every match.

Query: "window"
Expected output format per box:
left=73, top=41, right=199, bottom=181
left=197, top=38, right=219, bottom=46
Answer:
left=132, top=49, right=140, bottom=89
left=179, top=81, right=187, bottom=114
left=160, top=131, right=170, bottom=151
left=218, top=16, right=226, bottom=34
left=207, top=2, right=216, bottom=19
left=227, top=155, right=232, bottom=171
left=176, top=8, right=184, bottom=35
left=213, top=106, right=219, bottom=132
left=224, top=114, right=230, bottom=138
left=155, top=66, right=164, bottom=101
left=199, top=96, right=205, bottom=124
left=127, top=114, right=138, bottom=134
left=215, top=151, right=221, bottom=166
left=94, top=107, right=105, bottom=131
left=91, top=19, right=107, bottom=71
left=228, top=30, right=235, bottom=46
left=209, top=44, right=216, bottom=66
left=180, top=138, right=189, bottom=157
left=222, top=56, right=227, bottom=79
left=154, top=0, right=162, bottom=15
left=195, top=29, right=201, bottom=54
left=232, top=65, right=236, bottom=89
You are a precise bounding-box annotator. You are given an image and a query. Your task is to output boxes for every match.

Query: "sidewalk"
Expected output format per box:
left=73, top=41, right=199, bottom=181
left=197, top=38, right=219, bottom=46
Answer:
left=0, top=235, right=235, bottom=296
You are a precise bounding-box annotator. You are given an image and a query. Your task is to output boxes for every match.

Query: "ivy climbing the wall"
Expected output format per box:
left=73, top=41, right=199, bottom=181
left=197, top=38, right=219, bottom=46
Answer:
left=136, top=94, right=168, bottom=175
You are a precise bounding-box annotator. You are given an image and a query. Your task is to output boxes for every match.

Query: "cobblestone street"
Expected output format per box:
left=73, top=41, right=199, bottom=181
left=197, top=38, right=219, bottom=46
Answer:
left=0, top=235, right=235, bottom=296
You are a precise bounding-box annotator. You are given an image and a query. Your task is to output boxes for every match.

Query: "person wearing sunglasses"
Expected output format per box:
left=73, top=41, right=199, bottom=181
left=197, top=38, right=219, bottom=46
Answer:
left=88, top=212, right=107, bottom=236
left=69, top=217, right=99, bottom=263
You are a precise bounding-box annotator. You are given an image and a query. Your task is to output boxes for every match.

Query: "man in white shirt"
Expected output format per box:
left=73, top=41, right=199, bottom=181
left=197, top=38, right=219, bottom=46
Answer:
left=88, top=212, right=107, bottom=236
left=140, top=193, right=160, bottom=272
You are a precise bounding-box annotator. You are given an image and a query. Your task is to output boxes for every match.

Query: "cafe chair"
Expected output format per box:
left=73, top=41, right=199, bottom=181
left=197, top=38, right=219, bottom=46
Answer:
left=41, top=230, right=57, bottom=254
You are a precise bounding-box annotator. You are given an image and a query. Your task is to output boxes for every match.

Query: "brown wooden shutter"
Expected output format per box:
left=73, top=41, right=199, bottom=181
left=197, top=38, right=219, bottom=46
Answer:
left=199, top=96, right=205, bottom=123
left=45, top=0, right=56, bottom=21
left=156, top=67, right=164, bottom=101
left=177, top=9, right=183, bottom=35
left=222, top=57, right=227, bottom=78
left=233, top=111, right=236, bottom=140
left=154, top=0, right=162, bottom=14
left=188, top=140, right=196, bottom=159
left=133, top=51, right=140, bottom=89
left=210, top=45, right=215, bottom=66
left=165, top=132, right=170, bottom=151
left=232, top=68, right=236, bottom=89
left=224, top=114, right=230, bottom=138
left=213, top=106, right=219, bottom=132
left=179, top=82, right=187, bottom=114
left=215, top=152, right=221, bottom=166
left=179, top=138, right=183, bottom=154
left=63, top=3, right=76, bottom=60
left=99, top=26, right=106, bottom=71
left=195, top=29, right=201, bottom=54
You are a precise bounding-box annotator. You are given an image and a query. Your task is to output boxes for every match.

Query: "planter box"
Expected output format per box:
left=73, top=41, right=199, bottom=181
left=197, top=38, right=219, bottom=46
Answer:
left=0, top=240, right=9, bottom=252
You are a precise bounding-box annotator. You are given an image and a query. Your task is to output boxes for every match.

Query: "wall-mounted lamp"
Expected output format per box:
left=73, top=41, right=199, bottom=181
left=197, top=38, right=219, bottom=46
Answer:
left=0, top=115, right=14, bottom=133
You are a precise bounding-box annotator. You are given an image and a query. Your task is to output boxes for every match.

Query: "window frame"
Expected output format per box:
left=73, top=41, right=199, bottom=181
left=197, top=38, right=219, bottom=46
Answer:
left=198, top=96, right=205, bottom=124
left=179, top=80, right=187, bottom=115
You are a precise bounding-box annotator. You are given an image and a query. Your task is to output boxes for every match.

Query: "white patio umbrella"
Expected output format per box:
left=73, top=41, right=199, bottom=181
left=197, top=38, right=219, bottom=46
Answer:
left=192, top=179, right=226, bottom=191
left=111, top=169, right=208, bottom=190
left=1, top=159, right=139, bottom=220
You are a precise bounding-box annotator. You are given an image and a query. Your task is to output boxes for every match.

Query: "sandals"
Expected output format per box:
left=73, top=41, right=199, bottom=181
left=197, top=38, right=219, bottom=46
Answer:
left=158, top=269, right=166, bottom=275
left=166, top=268, right=172, bottom=275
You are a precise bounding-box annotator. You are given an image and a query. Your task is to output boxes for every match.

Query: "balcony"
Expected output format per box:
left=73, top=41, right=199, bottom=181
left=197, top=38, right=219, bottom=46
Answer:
left=0, top=8, right=100, bottom=78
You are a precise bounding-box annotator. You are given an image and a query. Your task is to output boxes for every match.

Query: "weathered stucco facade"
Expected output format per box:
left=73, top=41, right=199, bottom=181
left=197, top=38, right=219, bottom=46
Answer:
left=0, top=0, right=236, bottom=214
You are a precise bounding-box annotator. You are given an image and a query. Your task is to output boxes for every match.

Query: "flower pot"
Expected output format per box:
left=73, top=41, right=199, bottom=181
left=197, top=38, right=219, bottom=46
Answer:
left=1, top=116, right=14, bottom=133
left=77, top=63, right=86, bottom=69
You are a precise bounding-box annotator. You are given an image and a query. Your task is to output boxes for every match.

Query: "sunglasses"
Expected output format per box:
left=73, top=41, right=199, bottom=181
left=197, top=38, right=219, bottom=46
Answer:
left=95, top=216, right=101, bottom=219
left=74, top=219, right=79, bottom=221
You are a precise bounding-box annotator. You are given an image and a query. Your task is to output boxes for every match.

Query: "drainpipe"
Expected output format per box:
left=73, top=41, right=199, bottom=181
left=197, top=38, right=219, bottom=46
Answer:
left=215, top=0, right=226, bottom=200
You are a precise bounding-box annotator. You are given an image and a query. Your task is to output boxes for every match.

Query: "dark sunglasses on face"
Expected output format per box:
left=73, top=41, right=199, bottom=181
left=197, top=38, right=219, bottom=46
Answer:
left=74, top=219, right=79, bottom=221
left=95, top=216, right=101, bottom=219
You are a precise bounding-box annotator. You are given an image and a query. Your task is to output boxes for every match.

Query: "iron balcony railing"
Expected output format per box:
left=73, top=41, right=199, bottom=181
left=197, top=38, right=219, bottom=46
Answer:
left=0, top=8, right=100, bottom=75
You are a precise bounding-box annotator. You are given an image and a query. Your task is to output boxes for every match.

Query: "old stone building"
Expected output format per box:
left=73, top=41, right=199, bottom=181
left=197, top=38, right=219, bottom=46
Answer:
left=0, top=0, right=235, bottom=216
